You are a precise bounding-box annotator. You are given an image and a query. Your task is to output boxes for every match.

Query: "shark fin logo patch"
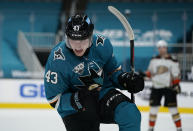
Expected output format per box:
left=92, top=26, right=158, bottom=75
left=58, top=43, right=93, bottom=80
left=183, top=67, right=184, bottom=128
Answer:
left=54, top=47, right=65, bottom=61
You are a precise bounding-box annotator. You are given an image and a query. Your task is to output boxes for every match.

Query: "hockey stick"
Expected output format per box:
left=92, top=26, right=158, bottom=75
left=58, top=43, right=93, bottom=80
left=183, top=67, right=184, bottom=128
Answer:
left=108, top=6, right=135, bottom=102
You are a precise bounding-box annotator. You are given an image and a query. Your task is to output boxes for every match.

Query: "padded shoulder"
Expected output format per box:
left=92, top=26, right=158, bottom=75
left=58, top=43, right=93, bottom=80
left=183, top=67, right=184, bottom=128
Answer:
left=166, top=54, right=178, bottom=62
left=92, top=34, right=113, bottom=62
left=46, top=41, right=69, bottom=72
left=151, top=55, right=161, bottom=60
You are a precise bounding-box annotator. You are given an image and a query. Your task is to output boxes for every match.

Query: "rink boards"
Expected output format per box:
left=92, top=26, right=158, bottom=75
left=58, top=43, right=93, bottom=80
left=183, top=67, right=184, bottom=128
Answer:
left=0, top=79, right=193, bottom=113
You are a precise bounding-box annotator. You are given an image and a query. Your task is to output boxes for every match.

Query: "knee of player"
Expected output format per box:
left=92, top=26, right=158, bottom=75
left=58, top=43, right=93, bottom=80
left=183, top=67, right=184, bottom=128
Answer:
left=115, top=102, right=141, bottom=126
left=129, top=104, right=141, bottom=125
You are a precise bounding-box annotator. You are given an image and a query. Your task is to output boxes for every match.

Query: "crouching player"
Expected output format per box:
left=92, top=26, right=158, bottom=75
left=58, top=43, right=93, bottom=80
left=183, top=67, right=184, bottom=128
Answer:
left=44, top=14, right=144, bottom=131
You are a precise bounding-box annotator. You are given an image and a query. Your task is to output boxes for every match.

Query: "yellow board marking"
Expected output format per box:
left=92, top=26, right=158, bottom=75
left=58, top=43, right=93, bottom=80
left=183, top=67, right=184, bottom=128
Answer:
left=137, top=106, right=193, bottom=114
left=0, top=103, right=193, bottom=114
left=0, top=103, right=52, bottom=109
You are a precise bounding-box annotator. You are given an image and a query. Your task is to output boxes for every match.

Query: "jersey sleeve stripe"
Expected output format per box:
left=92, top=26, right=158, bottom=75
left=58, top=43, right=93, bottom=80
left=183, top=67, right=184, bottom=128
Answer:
left=108, top=65, right=122, bottom=76
left=55, top=94, right=61, bottom=110
left=48, top=94, right=61, bottom=108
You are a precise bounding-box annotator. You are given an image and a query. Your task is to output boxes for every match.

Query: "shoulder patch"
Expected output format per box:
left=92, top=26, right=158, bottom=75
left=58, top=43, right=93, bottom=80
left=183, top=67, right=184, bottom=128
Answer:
left=96, top=35, right=105, bottom=47
left=54, top=47, right=65, bottom=61
left=73, top=62, right=84, bottom=75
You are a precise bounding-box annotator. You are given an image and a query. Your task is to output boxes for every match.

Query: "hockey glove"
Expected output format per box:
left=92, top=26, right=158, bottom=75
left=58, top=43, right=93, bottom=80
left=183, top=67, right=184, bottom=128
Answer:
left=71, top=89, right=99, bottom=112
left=172, top=84, right=181, bottom=94
left=71, top=68, right=103, bottom=112
left=118, top=72, right=144, bottom=93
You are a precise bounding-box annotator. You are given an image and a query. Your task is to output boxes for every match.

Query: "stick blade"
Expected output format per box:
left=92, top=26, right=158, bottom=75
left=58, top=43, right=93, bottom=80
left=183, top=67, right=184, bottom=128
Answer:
left=108, top=6, right=134, bottom=40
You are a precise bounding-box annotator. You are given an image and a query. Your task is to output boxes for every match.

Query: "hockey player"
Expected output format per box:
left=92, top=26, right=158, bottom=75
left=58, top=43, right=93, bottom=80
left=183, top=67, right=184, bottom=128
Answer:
left=44, top=14, right=144, bottom=131
left=140, top=40, right=182, bottom=131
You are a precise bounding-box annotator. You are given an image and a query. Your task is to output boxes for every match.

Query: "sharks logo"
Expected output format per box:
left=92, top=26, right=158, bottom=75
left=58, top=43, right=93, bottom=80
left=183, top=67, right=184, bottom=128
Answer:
left=75, top=61, right=104, bottom=89
left=77, top=68, right=104, bottom=90
left=96, top=35, right=105, bottom=46
left=54, top=47, right=65, bottom=61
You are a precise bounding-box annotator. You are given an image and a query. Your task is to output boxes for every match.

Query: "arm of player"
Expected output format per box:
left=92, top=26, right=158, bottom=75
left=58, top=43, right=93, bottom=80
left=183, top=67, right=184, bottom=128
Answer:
left=100, top=38, right=123, bottom=89
left=104, top=55, right=123, bottom=88
left=171, top=57, right=181, bottom=93
left=44, top=60, right=76, bottom=114
left=102, top=38, right=144, bottom=93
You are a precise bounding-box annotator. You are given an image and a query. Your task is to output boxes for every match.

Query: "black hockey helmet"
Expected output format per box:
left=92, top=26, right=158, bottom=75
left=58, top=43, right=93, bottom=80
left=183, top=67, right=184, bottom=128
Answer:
left=65, top=14, right=94, bottom=40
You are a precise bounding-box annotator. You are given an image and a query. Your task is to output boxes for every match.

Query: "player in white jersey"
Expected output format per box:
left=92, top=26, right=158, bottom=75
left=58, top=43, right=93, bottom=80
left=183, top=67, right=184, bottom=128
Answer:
left=141, top=40, right=182, bottom=131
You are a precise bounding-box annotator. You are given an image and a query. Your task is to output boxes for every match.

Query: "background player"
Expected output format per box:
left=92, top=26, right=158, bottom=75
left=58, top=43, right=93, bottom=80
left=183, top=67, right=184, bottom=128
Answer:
left=44, top=14, right=144, bottom=131
left=140, top=40, right=182, bottom=131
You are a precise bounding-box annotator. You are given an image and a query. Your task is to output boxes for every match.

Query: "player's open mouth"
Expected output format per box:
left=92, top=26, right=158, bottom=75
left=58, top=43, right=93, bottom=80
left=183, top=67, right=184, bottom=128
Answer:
left=75, top=49, right=83, bottom=54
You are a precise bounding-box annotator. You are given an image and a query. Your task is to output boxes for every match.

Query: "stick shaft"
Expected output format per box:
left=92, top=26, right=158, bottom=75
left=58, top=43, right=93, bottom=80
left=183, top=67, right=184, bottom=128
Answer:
left=108, top=6, right=135, bottom=102
left=130, top=40, right=135, bottom=102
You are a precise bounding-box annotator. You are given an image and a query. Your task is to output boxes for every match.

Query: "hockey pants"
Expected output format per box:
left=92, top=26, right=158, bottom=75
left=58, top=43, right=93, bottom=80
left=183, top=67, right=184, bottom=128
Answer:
left=63, top=101, right=141, bottom=131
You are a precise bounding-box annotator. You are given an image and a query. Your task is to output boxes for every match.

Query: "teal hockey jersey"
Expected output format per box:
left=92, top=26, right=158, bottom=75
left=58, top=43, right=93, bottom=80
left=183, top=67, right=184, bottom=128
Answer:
left=44, top=34, right=123, bottom=118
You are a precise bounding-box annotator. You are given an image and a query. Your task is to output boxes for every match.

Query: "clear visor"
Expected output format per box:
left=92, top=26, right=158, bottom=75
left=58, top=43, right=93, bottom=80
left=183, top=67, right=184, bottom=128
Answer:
left=65, top=35, right=92, bottom=49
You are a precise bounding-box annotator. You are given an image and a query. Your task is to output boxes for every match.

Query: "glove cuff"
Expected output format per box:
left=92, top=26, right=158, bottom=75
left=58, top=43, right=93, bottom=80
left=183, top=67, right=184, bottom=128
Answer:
left=71, top=92, right=84, bottom=112
left=118, top=72, right=128, bottom=88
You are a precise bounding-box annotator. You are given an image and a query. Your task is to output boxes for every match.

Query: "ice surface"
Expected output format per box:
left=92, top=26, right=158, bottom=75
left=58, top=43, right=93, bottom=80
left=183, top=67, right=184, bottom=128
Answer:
left=0, top=109, right=192, bottom=131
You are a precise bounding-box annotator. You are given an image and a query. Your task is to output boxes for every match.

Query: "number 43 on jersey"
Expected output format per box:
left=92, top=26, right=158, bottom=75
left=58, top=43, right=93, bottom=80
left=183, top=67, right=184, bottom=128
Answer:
left=45, top=70, right=58, bottom=84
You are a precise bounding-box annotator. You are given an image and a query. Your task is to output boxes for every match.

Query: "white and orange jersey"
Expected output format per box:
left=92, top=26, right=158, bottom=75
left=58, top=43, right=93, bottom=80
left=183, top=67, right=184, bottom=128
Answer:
left=146, top=54, right=180, bottom=89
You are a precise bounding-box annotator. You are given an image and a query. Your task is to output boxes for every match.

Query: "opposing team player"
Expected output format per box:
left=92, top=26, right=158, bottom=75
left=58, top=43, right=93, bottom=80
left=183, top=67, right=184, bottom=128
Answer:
left=44, top=14, right=144, bottom=131
left=140, top=40, right=182, bottom=131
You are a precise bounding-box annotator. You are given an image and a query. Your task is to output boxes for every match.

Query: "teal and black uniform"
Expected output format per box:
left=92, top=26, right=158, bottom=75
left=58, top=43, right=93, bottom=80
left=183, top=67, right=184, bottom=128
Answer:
left=44, top=34, right=141, bottom=131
